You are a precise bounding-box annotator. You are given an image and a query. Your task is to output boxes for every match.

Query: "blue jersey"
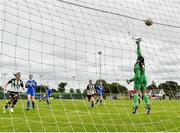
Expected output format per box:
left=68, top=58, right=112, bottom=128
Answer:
left=96, top=85, right=103, bottom=96
left=46, top=87, right=52, bottom=98
left=39, top=92, right=43, bottom=98
left=26, top=80, right=37, bottom=96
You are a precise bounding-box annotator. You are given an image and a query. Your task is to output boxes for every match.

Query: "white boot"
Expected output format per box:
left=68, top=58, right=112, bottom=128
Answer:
left=3, top=107, right=6, bottom=114
left=9, top=107, right=14, bottom=113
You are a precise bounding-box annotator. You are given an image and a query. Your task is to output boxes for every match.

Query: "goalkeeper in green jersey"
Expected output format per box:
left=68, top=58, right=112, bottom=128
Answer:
left=127, top=38, right=151, bottom=114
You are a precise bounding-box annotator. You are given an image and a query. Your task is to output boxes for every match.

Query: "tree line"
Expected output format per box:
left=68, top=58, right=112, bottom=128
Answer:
left=1, top=80, right=180, bottom=97
left=34, top=79, right=129, bottom=94
left=147, top=81, right=180, bottom=98
left=56, top=79, right=128, bottom=94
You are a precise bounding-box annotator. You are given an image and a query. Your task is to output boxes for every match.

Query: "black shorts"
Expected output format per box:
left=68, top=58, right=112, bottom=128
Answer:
left=87, top=94, right=94, bottom=101
left=7, top=91, right=19, bottom=99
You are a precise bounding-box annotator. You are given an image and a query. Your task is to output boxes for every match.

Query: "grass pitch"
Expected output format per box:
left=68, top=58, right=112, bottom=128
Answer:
left=0, top=99, right=180, bottom=132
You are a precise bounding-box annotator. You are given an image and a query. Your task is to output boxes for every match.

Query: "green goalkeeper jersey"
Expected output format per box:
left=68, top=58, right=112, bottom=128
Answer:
left=134, top=63, right=141, bottom=81
left=133, top=62, right=142, bottom=89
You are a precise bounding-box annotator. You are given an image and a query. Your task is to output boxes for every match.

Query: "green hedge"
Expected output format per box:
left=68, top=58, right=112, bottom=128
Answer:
left=59, top=93, right=86, bottom=99
left=0, top=92, right=87, bottom=99
left=0, top=93, right=4, bottom=99
left=35, top=92, right=86, bottom=99
left=0, top=92, right=27, bottom=99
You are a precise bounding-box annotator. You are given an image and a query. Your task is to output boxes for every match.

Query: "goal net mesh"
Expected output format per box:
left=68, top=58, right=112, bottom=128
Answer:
left=0, top=0, right=180, bottom=132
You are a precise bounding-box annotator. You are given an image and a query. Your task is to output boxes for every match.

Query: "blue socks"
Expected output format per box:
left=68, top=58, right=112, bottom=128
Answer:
left=27, top=100, right=30, bottom=109
left=32, top=101, right=35, bottom=109
left=27, top=100, right=35, bottom=109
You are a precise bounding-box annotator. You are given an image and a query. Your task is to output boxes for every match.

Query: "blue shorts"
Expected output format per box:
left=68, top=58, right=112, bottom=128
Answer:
left=98, top=93, right=103, bottom=97
left=27, top=91, right=35, bottom=96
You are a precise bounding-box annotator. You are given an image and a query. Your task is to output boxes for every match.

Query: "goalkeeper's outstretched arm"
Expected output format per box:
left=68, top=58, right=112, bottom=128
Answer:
left=136, top=39, right=142, bottom=57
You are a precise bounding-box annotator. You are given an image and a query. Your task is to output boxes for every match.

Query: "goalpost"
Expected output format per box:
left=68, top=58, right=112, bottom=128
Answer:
left=0, top=0, right=180, bottom=132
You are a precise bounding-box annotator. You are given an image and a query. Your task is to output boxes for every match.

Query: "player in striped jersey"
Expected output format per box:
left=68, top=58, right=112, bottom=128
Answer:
left=86, top=79, right=96, bottom=108
left=25, top=74, right=37, bottom=110
left=3, top=72, right=25, bottom=113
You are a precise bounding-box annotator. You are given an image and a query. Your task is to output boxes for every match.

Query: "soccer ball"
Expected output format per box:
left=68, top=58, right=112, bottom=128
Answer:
left=144, top=18, right=153, bottom=26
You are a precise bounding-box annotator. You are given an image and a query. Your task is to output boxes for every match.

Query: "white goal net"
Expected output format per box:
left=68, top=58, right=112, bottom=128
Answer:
left=0, top=0, right=180, bottom=132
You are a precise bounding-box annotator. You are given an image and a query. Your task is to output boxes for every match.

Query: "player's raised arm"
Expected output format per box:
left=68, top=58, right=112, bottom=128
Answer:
left=136, top=38, right=142, bottom=58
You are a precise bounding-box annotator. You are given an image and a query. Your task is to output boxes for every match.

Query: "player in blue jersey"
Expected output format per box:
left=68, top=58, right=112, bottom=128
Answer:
left=95, top=81, right=103, bottom=106
left=45, top=86, right=52, bottom=105
left=25, top=74, right=37, bottom=110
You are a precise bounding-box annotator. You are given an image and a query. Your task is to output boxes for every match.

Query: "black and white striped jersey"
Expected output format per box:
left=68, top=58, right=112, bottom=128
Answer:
left=86, top=84, right=96, bottom=95
left=7, top=78, right=24, bottom=92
